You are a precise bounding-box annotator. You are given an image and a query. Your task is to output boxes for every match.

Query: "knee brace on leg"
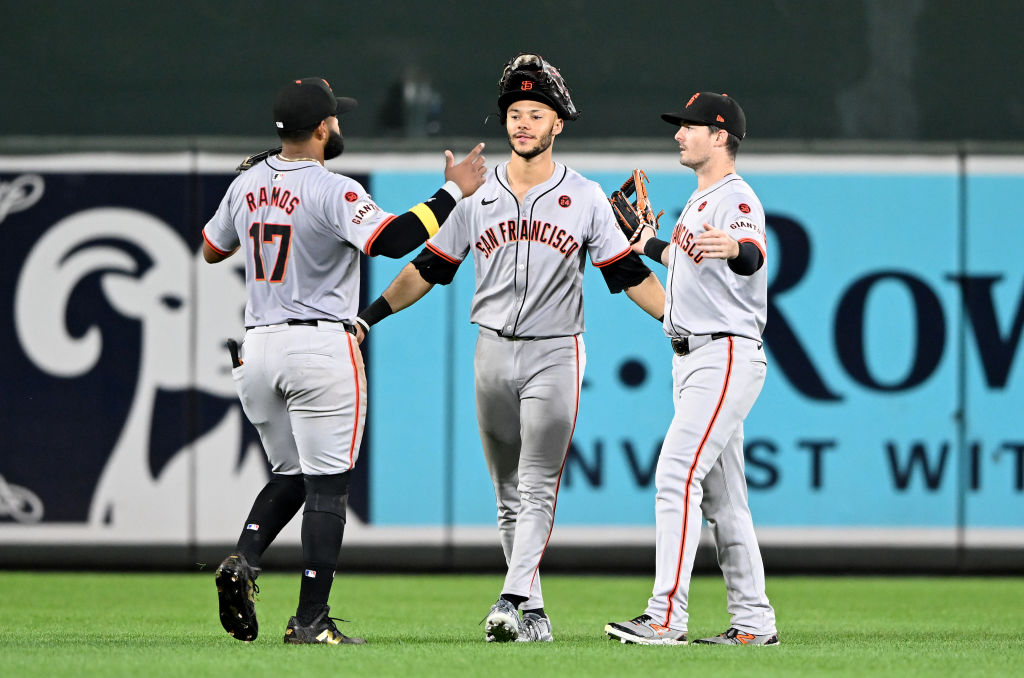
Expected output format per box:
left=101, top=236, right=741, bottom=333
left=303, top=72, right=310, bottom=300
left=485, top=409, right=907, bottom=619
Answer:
left=303, top=472, right=350, bottom=521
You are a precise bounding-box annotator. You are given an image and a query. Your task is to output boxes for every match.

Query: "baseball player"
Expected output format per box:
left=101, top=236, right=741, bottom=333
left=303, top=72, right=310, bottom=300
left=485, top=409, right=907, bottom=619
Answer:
left=604, top=93, right=778, bottom=646
left=355, top=53, right=665, bottom=643
left=202, top=77, right=486, bottom=645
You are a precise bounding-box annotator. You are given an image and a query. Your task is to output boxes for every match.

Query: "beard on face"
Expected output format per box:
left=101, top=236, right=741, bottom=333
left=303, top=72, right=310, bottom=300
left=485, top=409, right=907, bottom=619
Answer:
left=324, top=130, right=345, bottom=160
left=507, top=126, right=555, bottom=160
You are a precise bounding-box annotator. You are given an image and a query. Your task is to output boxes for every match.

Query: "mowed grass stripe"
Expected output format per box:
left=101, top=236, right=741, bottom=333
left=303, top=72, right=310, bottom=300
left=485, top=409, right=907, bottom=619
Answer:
left=0, top=573, right=1021, bottom=677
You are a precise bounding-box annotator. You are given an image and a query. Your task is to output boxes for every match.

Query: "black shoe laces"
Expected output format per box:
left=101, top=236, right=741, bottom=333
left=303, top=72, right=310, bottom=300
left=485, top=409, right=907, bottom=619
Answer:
left=630, top=614, right=653, bottom=624
left=324, top=615, right=356, bottom=638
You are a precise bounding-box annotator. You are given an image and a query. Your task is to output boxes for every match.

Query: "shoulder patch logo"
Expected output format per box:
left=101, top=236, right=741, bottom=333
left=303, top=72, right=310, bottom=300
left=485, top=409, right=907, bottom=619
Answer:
left=738, top=203, right=751, bottom=214
left=558, top=195, right=571, bottom=208
left=698, top=200, right=707, bottom=211
left=351, top=200, right=380, bottom=225
left=345, top=191, right=358, bottom=203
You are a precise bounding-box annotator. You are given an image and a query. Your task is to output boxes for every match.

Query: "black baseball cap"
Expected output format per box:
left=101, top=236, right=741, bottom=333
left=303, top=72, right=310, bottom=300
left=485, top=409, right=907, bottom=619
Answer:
left=661, top=92, right=746, bottom=139
left=498, top=70, right=564, bottom=117
left=273, top=77, right=358, bottom=132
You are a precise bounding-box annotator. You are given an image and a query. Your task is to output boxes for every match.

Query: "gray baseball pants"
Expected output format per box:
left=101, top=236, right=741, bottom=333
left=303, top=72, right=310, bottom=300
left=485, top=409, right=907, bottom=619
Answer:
left=474, top=328, right=585, bottom=609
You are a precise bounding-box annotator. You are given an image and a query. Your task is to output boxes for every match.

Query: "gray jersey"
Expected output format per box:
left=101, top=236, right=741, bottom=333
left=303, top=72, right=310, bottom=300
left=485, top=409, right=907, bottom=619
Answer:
left=664, top=174, right=767, bottom=340
left=203, top=157, right=396, bottom=327
left=426, top=161, right=631, bottom=337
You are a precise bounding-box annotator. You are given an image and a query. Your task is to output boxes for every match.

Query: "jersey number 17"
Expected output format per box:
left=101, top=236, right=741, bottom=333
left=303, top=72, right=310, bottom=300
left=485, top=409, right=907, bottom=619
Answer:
left=248, top=222, right=291, bottom=283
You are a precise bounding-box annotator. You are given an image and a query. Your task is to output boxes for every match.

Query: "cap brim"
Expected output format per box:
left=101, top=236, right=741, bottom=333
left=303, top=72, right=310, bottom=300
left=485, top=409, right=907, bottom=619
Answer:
left=335, top=97, right=358, bottom=115
left=661, top=112, right=701, bottom=126
left=499, top=91, right=562, bottom=117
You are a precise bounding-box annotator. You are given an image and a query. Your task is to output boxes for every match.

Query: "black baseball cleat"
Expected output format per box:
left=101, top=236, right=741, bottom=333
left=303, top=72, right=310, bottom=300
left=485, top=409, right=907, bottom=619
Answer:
left=215, top=552, right=260, bottom=641
left=692, top=627, right=779, bottom=645
left=283, top=605, right=366, bottom=645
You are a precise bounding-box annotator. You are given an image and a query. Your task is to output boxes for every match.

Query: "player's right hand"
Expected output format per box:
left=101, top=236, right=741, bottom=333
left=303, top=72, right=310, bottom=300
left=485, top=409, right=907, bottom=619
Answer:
left=444, top=142, right=487, bottom=198
left=630, top=224, right=656, bottom=255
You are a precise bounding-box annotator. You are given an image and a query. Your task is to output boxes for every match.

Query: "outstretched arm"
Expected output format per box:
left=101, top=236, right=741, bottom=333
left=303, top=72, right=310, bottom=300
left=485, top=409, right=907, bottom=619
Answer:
left=624, top=272, right=666, bottom=320
left=364, top=144, right=486, bottom=259
left=355, top=262, right=436, bottom=343
left=384, top=262, right=435, bottom=312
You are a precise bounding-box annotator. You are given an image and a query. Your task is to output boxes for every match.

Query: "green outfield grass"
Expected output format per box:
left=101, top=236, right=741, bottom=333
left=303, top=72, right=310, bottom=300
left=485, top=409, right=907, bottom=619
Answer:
left=0, top=571, right=1021, bottom=677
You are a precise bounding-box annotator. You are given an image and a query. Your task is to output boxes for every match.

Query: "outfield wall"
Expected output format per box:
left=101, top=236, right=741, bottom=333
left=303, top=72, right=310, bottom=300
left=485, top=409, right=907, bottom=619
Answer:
left=1, top=151, right=1022, bottom=572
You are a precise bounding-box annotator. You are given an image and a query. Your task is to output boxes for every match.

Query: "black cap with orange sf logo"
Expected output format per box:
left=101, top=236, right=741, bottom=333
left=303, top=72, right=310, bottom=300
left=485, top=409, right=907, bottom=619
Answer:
left=661, top=92, right=746, bottom=139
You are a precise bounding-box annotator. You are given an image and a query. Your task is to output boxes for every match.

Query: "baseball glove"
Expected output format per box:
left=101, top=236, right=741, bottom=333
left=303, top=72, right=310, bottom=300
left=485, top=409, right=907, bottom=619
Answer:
left=608, top=169, right=663, bottom=243
left=236, top=147, right=282, bottom=173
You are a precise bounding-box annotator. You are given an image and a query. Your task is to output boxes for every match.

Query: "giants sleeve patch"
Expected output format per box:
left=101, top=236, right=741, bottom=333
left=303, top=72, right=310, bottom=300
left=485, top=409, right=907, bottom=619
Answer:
left=351, top=200, right=381, bottom=225
left=728, top=219, right=765, bottom=237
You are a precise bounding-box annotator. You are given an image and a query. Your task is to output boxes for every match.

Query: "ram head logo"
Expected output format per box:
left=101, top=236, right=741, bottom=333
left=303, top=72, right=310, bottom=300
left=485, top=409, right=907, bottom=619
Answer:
left=15, top=207, right=269, bottom=539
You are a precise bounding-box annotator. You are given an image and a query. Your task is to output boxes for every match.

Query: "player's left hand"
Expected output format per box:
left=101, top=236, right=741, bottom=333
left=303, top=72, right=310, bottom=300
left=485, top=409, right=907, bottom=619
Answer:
left=355, top=325, right=366, bottom=345
left=695, top=223, right=739, bottom=259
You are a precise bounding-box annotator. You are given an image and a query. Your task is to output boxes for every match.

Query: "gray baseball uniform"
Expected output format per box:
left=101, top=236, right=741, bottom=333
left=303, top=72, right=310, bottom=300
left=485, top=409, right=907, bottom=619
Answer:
left=205, top=76, right=485, bottom=646
left=647, top=173, right=776, bottom=634
left=204, top=157, right=445, bottom=474
left=425, top=161, right=634, bottom=607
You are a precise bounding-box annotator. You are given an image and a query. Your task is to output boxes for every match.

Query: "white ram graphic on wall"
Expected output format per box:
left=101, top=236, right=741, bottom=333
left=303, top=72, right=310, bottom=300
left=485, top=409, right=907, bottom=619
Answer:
left=14, top=207, right=269, bottom=541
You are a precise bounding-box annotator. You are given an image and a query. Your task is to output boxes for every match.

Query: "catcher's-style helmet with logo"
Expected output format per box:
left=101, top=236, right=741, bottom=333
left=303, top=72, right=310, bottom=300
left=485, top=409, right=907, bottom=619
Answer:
left=497, top=53, right=580, bottom=121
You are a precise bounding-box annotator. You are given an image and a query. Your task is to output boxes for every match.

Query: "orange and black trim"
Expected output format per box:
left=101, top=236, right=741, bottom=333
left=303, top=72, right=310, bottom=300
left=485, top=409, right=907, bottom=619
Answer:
left=202, top=230, right=232, bottom=256
left=345, top=332, right=364, bottom=469
left=363, top=215, right=396, bottom=256
left=596, top=249, right=652, bottom=294
left=424, top=241, right=462, bottom=264
left=593, top=246, right=631, bottom=268
left=362, top=187, right=457, bottom=259
left=736, top=237, right=766, bottom=261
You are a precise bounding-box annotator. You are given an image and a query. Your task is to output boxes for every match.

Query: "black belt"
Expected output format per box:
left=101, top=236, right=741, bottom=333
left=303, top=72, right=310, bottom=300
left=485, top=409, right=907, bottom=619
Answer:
left=671, top=333, right=732, bottom=356
left=483, top=326, right=560, bottom=341
left=246, top=319, right=356, bottom=335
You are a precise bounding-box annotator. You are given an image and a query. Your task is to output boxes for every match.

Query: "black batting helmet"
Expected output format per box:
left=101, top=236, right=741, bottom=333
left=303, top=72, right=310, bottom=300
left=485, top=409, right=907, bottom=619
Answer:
left=497, top=53, right=580, bottom=121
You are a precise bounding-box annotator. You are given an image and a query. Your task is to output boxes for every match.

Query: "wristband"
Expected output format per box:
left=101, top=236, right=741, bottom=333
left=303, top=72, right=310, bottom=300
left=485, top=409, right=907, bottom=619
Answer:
left=354, top=317, right=370, bottom=333
left=643, top=237, right=669, bottom=262
left=441, top=180, right=463, bottom=202
left=357, top=296, right=394, bottom=327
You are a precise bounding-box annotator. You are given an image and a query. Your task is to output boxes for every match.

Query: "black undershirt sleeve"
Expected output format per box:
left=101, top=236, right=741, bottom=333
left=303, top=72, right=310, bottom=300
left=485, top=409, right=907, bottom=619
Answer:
left=727, top=240, right=765, bottom=276
left=643, top=237, right=669, bottom=264
left=366, top=188, right=457, bottom=259
left=599, top=251, right=653, bottom=293
left=411, top=246, right=461, bottom=285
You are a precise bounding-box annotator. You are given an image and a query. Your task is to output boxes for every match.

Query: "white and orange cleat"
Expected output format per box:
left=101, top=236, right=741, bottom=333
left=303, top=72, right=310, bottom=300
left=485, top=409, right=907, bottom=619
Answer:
left=692, top=627, right=779, bottom=646
left=605, top=614, right=687, bottom=645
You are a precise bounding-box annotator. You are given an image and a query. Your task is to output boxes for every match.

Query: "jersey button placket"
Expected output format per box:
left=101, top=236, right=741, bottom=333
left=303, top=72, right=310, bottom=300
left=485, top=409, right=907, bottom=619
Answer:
left=505, top=252, right=521, bottom=334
